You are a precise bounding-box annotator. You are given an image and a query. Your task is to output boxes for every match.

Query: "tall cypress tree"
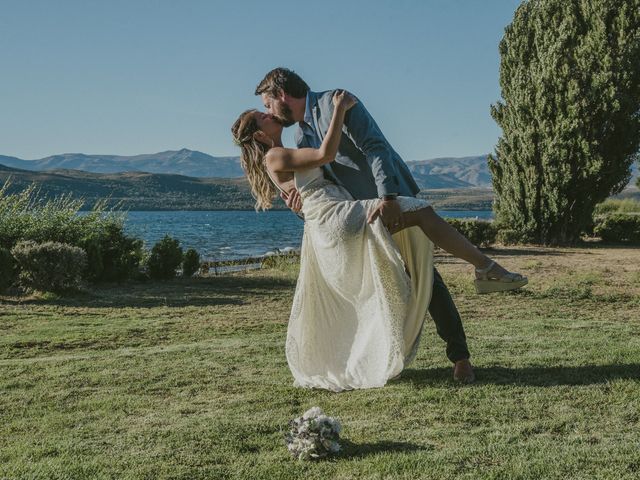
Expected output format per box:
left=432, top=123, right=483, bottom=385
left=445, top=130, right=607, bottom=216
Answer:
left=489, top=0, right=640, bottom=244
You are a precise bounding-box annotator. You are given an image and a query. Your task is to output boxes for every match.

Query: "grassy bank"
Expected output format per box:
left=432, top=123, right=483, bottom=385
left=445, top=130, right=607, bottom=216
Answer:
left=1, top=245, right=639, bottom=479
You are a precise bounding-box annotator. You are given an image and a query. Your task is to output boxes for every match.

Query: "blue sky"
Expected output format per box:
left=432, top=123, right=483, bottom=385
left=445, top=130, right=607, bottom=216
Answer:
left=0, top=0, right=522, bottom=160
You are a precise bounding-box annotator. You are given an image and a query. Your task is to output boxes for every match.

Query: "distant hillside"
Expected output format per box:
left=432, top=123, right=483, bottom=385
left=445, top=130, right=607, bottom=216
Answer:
left=0, top=164, right=496, bottom=211
left=1, top=150, right=637, bottom=211
left=0, top=149, right=244, bottom=178
left=408, top=155, right=491, bottom=189
left=0, top=149, right=492, bottom=188
left=0, top=164, right=261, bottom=210
left=409, top=154, right=639, bottom=189
left=2, top=149, right=637, bottom=189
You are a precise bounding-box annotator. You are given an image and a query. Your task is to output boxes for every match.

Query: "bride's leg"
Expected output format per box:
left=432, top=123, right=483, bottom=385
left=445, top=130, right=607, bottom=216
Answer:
left=399, top=207, right=527, bottom=292
left=400, top=207, right=492, bottom=270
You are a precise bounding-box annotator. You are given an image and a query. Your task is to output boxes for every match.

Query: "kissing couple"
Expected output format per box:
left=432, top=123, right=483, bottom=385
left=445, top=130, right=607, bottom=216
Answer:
left=232, top=67, right=527, bottom=392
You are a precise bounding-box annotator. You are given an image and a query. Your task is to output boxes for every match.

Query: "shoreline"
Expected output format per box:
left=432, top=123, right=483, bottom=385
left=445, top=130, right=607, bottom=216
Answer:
left=77, top=207, right=498, bottom=213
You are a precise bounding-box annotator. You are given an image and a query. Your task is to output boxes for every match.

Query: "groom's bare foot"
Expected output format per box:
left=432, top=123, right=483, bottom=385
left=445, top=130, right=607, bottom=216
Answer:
left=453, top=359, right=475, bottom=384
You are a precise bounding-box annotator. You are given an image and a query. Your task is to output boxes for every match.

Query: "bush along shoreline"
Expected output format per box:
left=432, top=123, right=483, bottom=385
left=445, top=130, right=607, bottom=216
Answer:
left=444, top=198, right=640, bottom=247
left=1, top=181, right=638, bottom=296
left=0, top=181, right=203, bottom=295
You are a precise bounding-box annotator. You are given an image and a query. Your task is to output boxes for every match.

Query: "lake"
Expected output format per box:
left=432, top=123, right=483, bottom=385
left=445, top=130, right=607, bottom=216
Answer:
left=124, top=210, right=494, bottom=261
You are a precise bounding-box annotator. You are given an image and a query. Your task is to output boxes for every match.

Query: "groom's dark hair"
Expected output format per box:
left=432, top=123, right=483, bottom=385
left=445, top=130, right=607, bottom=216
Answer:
left=255, top=67, right=309, bottom=99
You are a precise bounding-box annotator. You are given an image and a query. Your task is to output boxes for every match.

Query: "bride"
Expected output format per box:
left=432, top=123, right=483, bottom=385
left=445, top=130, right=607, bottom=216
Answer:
left=232, top=91, right=526, bottom=392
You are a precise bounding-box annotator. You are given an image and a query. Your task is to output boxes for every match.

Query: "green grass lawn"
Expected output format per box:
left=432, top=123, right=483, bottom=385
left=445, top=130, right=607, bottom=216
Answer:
left=1, top=245, right=639, bottom=479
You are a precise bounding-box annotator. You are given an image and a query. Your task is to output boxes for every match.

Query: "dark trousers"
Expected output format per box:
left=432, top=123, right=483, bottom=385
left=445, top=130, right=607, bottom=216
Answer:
left=428, top=267, right=470, bottom=363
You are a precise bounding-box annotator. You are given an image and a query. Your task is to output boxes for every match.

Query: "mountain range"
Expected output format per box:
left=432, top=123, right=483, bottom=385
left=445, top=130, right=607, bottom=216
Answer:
left=0, top=163, right=498, bottom=211
left=0, top=149, right=637, bottom=211
left=0, top=163, right=257, bottom=210
left=3, top=149, right=637, bottom=189
left=0, top=149, right=241, bottom=179
left=0, top=149, right=497, bottom=189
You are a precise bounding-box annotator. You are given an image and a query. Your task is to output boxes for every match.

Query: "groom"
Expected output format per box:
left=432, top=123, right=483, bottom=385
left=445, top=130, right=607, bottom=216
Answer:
left=255, top=67, right=475, bottom=383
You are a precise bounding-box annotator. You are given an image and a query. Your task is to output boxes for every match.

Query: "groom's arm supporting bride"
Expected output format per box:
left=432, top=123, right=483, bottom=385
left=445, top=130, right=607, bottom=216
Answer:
left=336, top=93, right=407, bottom=231
left=299, top=97, right=408, bottom=230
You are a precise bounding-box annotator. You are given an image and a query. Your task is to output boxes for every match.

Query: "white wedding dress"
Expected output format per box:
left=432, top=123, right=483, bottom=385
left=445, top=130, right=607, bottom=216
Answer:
left=283, top=167, right=435, bottom=392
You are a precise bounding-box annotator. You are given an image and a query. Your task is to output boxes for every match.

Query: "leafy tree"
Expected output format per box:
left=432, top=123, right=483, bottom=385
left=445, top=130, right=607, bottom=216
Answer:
left=489, top=0, right=640, bottom=244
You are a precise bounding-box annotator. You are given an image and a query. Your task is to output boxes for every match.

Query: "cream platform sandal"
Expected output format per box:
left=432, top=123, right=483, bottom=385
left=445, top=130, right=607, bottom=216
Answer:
left=474, top=260, right=528, bottom=294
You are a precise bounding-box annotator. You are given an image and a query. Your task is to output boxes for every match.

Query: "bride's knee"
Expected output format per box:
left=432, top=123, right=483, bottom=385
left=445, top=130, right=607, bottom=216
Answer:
left=415, top=206, right=440, bottom=233
left=401, top=208, right=433, bottom=229
left=422, top=205, right=436, bottom=215
left=416, top=206, right=436, bottom=222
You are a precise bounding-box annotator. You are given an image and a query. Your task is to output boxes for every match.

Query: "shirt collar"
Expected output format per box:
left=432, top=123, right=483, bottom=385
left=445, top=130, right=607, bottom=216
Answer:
left=302, top=91, right=314, bottom=128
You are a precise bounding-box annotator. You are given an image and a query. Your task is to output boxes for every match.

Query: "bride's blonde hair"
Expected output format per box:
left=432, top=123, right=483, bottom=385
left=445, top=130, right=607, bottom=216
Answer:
left=231, top=109, right=278, bottom=210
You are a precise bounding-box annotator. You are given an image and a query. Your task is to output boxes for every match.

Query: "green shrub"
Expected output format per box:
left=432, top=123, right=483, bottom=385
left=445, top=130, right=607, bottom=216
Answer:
left=147, top=235, right=183, bottom=280
left=0, top=247, right=17, bottom=292
left=594, top=201, right=620, bottom=216
left=0, top=182, right=105, bottom=248
left=0, top=181, right=143, bottom=282
left=11, top=241, right=87, bottom=292
left=494, top=228, right=527, bottom=245
left=593, top=214, right=640, bottom=244
left=444, top=218, right=497, bottom=248
left=182, top=248, right=200, bottom=278
left=594, top=198, right=640, bottom=216
left=81, top=223, right=144, bottom=282
left=261, top=253, right=300, bottom=276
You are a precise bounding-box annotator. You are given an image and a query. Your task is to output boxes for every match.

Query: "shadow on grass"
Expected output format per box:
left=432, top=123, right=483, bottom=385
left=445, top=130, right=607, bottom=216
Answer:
left=479, top=247, right=577, bottom=257
left=401, top=363, right=640, bottom=387
left=0, top=274, right=296, bottom=309
left=338, top=439, right=432, bottom=459
left=483, top=242, right=640, bottom=255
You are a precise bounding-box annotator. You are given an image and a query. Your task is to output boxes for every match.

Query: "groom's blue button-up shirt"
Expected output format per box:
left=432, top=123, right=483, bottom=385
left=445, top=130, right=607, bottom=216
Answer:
left=300, top=91, right=345, bottom=187
left=300, top=92, right=321, bottom=149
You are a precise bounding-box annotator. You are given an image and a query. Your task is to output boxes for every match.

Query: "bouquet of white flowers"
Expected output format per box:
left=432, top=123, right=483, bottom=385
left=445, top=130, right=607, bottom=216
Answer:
left=285, top=407, right=342, bottom=461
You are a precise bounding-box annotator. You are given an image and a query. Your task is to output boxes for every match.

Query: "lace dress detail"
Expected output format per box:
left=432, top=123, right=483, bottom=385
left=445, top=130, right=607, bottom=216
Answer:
left=284, top=167, right=435, bottom=392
